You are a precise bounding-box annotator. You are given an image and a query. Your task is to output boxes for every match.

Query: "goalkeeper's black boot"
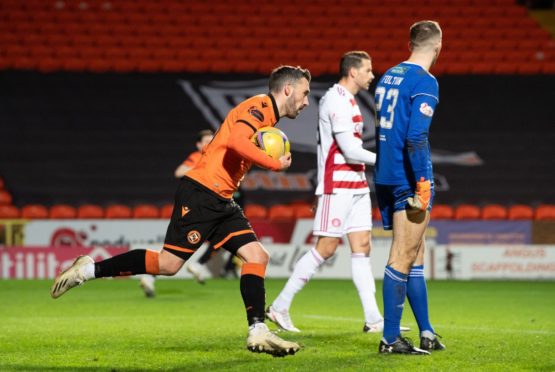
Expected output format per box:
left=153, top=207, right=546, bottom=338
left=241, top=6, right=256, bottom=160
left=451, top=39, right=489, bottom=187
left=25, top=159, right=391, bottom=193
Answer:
left=379, top=337, right=430, bottom=355
left=420, top=333, right=445, bottom=351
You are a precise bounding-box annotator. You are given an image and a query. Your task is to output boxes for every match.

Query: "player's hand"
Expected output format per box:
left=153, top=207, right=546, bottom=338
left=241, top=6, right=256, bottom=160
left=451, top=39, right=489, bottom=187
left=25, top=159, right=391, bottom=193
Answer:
left=278, top=152, right=292, bottom=171
left=407, top=177, right=431, bottom=211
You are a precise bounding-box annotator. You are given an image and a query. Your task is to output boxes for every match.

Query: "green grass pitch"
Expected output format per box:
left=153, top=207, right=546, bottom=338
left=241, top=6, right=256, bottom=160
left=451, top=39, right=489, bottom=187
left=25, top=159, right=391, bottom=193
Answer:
left=1, top=279, right=554, bottom=371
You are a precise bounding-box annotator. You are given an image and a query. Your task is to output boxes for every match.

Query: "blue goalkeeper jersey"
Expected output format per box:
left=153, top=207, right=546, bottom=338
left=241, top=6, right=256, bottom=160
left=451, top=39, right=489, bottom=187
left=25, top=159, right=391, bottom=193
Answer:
left=373, top=62, right=439, bottom=186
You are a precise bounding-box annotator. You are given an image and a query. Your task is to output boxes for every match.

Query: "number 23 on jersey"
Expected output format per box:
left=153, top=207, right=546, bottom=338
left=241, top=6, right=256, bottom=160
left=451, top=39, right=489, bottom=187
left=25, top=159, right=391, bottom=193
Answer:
left=375, top=87, right=399, bottom=129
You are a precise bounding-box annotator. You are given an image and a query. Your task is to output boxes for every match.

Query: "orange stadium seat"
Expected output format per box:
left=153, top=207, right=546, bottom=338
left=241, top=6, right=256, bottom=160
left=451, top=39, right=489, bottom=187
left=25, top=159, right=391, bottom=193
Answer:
left=243, top=204, right=268, bottom=219
left=77, top=204, right=104, bottom=219
left=49, top=204, right=77, bottom=219
left=160, top=204, right=174, bottom=219
left=132, top=204, right=159, bottom=219
left=508, top=205, right=534, bottom=220
left=431, top=205, right=455, bottom=219
left=0, top=205, right=20, bottom=218
left=1, top=0, right=549, bottom=74
left=268, top=205, right=295, bottom=221
left=0, top=190, right=13, bottom=205
left=534, top=205, right=555, bottom=220
left=292, top=203, right=314, bottom=219
left=21, top=204, right=49, bottom=219
left=105, top=204, right=132, bottom=219
left=454, top=204, right=481, bottom=220
left=481, top=204, right=508, bottom=220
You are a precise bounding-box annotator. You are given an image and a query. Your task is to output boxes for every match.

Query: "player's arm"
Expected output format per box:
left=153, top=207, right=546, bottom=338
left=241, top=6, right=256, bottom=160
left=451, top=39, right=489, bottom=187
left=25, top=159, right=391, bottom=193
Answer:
left=174, top=163, right=190, bottom=178
left=227, top=121, right=289, bottom=171
left=406, top=94, right=437, bottom=210
left=335, top=131, right=376, bottom=165
left=174, top=153, right=198, bottom=178
left=331, top=98, right=376, bottom=165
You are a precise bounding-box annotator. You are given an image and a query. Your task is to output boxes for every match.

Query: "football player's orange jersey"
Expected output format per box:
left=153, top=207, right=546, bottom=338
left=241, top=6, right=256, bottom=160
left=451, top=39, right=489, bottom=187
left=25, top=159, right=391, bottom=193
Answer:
left=182, top=151, right=201, bottom=168
left=187, top=94, right=281, bottom=199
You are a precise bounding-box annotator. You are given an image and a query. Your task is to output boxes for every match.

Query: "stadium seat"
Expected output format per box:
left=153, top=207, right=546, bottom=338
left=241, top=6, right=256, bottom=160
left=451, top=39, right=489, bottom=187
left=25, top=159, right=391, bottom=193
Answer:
left=132, top=204, right=159, bottom=218
left=0, top=190, right=13, bottom=205
left=49, top=204, right=77, bottom=219
left=243, top=204, right=268, bottom=219
left=454, top=204, right=481, bottom=220
left=0, top=177, right=4, bottom=189
left=105, top=204, right=132, bottom=219
left=508, top=204, right=534, bottom=220
left=21, top=204, right=49, bottom=219
left=534, top=205, right=555, bottom=220
left=481, top=204, right=508, bottom=220
left=292, top=203, right=314, bottom=219
left=430, top=205, right=454, bottom=219
left=160, top=204, right=174, bottom=219
left=268, top=204, right=295, bottom=221
left=2, top=0, right=549, bottom=75
left=0, top=205, right=20, bottom=218
left=77, top=204, right=104, bottom=219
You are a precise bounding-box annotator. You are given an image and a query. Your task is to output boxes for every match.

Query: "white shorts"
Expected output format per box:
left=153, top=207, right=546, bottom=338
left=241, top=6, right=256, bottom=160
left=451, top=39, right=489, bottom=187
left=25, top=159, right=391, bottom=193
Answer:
left=313, top=193, right=372, bottom=237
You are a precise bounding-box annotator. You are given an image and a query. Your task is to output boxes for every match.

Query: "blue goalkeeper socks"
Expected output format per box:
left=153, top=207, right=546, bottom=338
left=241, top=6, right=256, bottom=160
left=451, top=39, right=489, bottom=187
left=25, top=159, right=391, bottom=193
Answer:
left=383, top=265, right=408, bottom=344
left=407, top=265, right=434, bottom=335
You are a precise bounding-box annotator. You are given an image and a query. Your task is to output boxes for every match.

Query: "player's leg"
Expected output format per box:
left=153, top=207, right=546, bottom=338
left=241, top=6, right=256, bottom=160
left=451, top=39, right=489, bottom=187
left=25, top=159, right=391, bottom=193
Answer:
left=268, top=194, right=342, bottom=331
left=236, top=242, right=299, bottom=356
left=348, top=230, right=384, bottom=330
left=51, top=247, right=188, bottom=299
left=376, top=184, right=429, bottom=354
left=51, top=179, right=204, bottom=299
left=343, top=194, right=383, bottom=331
left=213, top=210, right=299, bottom=356
left=407, top=238, right=445, bottom=351
left=268, top=235, right=336, bottom=332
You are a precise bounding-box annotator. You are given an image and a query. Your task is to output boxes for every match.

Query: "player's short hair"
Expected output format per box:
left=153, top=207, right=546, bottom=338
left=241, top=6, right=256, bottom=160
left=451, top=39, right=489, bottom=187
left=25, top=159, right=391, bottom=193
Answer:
left=410, top=20, right=442, bottom=49
left=269, top=65, right=311, bottom=93
left=196, top=129, right=214, bottom=143
left=339, top=51, right=371, bottom=77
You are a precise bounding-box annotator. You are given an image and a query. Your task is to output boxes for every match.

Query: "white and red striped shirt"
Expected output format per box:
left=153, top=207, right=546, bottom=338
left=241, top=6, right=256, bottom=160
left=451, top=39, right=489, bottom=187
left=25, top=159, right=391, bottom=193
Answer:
left=315, top=84, right=369, bottom=195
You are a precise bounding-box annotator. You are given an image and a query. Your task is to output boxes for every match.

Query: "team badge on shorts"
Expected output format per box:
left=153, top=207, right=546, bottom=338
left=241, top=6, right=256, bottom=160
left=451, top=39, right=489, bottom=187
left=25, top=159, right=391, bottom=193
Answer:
left=187, top=230, right=201, bottom=244
left=332, top=218, right=342, bottom=227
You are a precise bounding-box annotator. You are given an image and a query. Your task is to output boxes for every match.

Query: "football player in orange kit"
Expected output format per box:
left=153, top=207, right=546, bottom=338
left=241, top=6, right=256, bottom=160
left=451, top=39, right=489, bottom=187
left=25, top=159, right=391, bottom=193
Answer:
left=51, top=66, right=311, bottom=357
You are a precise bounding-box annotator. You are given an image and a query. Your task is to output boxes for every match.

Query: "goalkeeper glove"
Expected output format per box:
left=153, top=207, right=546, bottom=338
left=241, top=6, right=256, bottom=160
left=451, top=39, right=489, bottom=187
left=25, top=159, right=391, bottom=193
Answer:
left=407, top=177, right=431, bottom=211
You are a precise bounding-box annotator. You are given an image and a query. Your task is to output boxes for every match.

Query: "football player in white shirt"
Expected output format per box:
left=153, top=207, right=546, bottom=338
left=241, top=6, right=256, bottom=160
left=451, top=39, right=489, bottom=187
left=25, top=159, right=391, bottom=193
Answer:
left=267, top=51, right=408, bottom=334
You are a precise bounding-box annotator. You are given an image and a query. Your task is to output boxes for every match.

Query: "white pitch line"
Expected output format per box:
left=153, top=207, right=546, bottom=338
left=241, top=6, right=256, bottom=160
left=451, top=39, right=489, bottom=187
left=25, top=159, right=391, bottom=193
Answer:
left=301, top=314, right=555, bottom=335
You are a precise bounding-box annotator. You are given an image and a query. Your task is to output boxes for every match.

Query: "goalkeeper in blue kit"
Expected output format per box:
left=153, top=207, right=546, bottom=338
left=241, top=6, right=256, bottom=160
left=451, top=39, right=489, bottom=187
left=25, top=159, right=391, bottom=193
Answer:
left=373, top=20, right=445, bottom=355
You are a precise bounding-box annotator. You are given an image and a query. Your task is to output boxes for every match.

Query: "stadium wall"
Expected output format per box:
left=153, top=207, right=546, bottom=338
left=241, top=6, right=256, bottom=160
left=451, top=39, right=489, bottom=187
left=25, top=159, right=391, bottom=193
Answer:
left=0, top=72, right=554, bottom=206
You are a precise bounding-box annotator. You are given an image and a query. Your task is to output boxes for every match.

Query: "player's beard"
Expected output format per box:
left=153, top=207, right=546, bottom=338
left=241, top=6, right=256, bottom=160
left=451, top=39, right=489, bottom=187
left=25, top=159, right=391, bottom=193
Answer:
left=285, top=94, right=300, bottom=119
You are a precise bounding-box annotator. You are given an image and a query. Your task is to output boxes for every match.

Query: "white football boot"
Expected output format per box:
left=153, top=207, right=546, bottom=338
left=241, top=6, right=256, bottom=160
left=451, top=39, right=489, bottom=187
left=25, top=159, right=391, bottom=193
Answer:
left=139, top=275, right=156, bottom=298
left=246, top=322, right=300, bottom=357
left=186, top=262, right=205, bottom=285
left=363, top=319, right=411, bottom=333
left=265, top=305, right=300, bottom=333
left=51, top=255, right=94, bottom=299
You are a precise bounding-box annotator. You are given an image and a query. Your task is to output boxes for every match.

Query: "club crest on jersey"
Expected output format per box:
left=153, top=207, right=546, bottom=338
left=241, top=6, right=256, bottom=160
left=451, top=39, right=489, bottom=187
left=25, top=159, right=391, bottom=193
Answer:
left=248, top=106, right=264, bottom=122
left=187, top=230, right=201, bottom=244
left=419, top=102, right=434, bottom=117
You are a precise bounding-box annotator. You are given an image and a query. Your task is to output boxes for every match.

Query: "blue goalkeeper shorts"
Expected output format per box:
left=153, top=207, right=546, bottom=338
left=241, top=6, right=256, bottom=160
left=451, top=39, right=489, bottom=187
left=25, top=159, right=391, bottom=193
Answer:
left=375, top=183, right=435, bottom=230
